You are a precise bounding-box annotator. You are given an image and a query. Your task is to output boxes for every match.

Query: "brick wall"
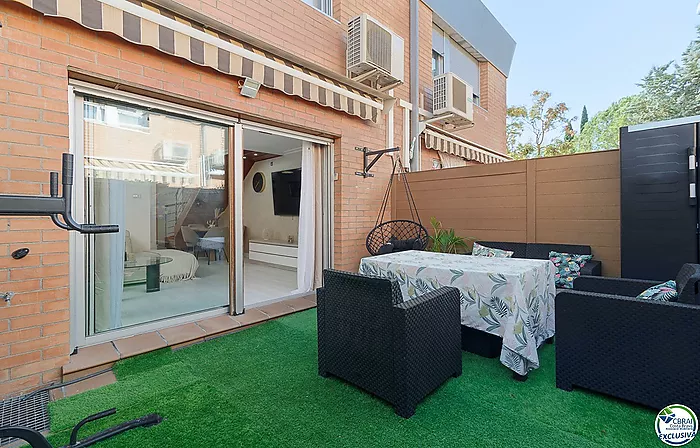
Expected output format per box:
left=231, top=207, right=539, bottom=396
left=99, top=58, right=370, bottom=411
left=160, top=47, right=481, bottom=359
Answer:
left=0, top=1, right=395, bottom=396
left=0, top=0, right=509, bottom=396
left=454, top=62, right=508, bottom=154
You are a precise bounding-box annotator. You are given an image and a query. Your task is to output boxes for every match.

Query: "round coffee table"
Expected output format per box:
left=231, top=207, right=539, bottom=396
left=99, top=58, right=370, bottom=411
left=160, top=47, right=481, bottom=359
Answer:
left=124, top=252, right=173, bottom=293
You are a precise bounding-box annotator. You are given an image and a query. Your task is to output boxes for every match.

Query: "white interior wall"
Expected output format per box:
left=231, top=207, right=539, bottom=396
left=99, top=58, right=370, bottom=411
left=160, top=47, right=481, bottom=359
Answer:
left=124, top=182, right=154, bottom=252
left=243, top=152, right=302, bottom=245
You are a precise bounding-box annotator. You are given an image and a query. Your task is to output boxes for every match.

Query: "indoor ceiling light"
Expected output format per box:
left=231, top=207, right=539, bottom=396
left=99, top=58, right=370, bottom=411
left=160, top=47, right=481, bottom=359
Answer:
left=254, top=153, right=259, bottom=156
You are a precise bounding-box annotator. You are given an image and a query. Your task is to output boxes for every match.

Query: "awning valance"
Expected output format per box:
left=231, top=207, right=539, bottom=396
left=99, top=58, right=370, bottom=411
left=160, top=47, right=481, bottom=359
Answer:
left=424, top=128, right=510, bottom=164
left=85, top=156, right=196, bottom=185
left=13, top=0, right=384, bottom=123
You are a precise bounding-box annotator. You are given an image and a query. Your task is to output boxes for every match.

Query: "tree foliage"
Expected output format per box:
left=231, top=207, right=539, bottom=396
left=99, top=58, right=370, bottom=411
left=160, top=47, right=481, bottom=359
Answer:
left=507, top=91, right=576, bottom=159
left=574, top=26, right=700, bottom=153
left=580, top=106, right=589, bottom=132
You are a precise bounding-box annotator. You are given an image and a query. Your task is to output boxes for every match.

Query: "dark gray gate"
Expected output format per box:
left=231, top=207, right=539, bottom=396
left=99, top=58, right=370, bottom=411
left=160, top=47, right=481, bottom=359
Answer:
left=620, top=123, right=698, bottom=280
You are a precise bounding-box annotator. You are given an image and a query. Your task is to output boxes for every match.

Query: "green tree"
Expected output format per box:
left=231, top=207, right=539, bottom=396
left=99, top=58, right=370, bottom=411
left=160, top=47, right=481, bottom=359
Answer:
left=575, top=95, right=658, bottom=153
left=564, top=122, right=575, bottom=142
left=580, top=106, right=589, bottom=132
left=573, top=26, right=700, bottom=153
left=507, top=91, right=575, bottom=159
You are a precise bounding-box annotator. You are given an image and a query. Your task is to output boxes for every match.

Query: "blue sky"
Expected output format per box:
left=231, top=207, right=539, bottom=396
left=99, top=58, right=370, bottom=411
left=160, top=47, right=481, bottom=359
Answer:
left=481, top=0, right=700, bottom=123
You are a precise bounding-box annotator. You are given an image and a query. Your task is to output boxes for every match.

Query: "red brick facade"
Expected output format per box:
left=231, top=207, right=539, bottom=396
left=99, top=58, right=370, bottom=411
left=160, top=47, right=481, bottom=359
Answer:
left=0, top=0, right=508, bottom=396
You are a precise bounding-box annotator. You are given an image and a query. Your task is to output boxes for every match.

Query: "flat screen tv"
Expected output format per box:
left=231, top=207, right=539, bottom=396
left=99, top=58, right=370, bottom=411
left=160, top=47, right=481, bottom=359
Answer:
left=271, top=168, right=302, bottom=216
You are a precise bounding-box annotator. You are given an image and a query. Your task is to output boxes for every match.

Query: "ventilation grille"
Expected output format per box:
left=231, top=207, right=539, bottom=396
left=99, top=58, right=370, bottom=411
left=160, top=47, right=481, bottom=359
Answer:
left=0, top=391, right=50, bottom=447
left=433, top=76, right=447, bottom=111
left=452, top=77, right=468, bottom=114
left=366, top=20, right=392, bottom=74
left=347, top=16, right=362, bottom=69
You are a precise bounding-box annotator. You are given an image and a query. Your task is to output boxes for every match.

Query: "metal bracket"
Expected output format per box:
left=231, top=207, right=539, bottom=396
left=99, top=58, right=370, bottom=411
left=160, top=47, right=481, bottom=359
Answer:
left=355, top=146, right=400, bottom=178
left=1, top=292, right=14, bottom=304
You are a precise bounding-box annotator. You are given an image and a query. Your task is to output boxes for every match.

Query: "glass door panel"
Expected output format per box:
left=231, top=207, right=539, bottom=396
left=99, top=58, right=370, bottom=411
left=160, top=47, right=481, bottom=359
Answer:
left=82, top=97, right=230, bottom=335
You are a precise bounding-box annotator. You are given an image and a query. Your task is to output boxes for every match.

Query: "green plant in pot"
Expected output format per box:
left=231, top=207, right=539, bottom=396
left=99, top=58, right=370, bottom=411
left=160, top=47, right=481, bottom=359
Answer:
left=429, top=217, right=474, bottom=254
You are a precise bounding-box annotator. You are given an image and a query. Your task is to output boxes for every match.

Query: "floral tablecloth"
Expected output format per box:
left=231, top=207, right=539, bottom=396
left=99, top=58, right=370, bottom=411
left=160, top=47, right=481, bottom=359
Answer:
left=359, top=251, right=557, bottom=376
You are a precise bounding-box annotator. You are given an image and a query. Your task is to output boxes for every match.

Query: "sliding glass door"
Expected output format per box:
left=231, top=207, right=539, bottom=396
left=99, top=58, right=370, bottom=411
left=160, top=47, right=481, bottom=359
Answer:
left=79, top=96, right=231, bottom=335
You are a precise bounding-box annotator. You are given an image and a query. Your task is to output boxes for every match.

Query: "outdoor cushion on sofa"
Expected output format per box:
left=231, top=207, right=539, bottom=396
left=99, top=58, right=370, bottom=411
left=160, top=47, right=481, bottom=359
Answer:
left=475, top=241, right=602, bottom=277
left=472, top=242, right=514, bottom=258
left=549, top=251, right=593, bottom=289
left=636, top=280, right=678, bottom=302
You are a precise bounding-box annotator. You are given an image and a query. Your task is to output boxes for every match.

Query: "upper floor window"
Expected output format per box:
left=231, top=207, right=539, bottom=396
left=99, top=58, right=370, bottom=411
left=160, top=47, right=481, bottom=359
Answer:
left=84, top=102, right=150, bottom=132
left=432, top=24, right=481, bottom=107
left=302, top=0, right=332, bottom=17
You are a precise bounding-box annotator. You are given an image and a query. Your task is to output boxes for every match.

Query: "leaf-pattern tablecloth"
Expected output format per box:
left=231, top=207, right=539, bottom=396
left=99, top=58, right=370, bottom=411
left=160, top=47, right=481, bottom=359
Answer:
left=359, top=250, right=556, bottom=375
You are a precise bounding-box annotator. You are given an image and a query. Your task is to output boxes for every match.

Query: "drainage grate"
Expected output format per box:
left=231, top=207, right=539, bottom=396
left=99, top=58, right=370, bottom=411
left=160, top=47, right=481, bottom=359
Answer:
left=0, top=390, right=50, bottom=446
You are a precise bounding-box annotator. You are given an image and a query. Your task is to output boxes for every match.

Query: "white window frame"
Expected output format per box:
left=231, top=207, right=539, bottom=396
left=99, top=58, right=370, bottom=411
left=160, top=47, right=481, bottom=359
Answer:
left=301, top=0, right=333, bottom=18
left=68, top=81, right=335, bottom=349
left=432, top=24, right=481, bottom=106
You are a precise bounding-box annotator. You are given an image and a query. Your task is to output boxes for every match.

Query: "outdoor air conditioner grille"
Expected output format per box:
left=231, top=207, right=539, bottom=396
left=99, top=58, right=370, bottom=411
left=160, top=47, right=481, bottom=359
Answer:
left=452, top=78, right=468, bottom=114
left=434, top=76, right=447, bottom=111
left=347, top=16, right=362, bottom=69
left=366, top=20, right=392, bottom=73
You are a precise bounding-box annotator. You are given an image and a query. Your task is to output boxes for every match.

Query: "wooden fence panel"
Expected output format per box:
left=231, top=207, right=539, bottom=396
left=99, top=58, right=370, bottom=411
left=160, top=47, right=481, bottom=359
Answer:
left=394, top=150, right=621, bottom=276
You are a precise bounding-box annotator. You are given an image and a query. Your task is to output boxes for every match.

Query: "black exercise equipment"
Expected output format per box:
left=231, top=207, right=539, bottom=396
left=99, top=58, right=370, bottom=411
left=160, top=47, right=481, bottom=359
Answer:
left=0, top=154, right=157, bottom=447
left=366, top=157, right=428, bottom=256
left=0, top=153, right=118, bottom=234
left=0, top=408, right=162, bottom=448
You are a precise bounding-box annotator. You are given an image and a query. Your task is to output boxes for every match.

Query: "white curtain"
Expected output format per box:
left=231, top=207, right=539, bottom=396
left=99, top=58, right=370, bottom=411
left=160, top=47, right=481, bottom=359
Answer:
left=94, top=178, right=126, bottom=332
left=295, top=142, right=324, bottom=294
left=438, top=152, right=468, bottom=168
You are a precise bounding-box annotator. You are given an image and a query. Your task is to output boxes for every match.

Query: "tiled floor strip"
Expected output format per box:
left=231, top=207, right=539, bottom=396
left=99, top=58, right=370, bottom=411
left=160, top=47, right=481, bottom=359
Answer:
left=60, top=295, right=316, bottom=397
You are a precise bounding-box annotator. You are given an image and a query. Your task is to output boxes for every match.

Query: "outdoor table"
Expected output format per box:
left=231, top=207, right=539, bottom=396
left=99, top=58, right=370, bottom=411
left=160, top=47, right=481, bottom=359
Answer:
left=359, top=250, right=556, bottom=376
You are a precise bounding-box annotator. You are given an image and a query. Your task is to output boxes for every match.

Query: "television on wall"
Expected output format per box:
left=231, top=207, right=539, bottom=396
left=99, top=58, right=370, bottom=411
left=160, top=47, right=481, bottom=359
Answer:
left=271, top=168, right=302, bottom=216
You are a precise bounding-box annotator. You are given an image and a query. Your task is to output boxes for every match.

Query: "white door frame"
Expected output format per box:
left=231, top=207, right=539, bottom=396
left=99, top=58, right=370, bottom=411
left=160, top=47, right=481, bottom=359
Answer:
left=68, top=82, right=335, bottom=349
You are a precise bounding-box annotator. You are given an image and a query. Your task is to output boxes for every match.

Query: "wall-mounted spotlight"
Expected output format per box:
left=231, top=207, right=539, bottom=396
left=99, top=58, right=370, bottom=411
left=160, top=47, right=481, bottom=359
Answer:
left=239, top=78, right=261, bottom=98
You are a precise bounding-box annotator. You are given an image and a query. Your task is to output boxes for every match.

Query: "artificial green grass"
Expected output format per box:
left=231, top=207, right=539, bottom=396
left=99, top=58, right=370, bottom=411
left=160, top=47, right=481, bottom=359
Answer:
left=46, top=310, right=660, bottom=447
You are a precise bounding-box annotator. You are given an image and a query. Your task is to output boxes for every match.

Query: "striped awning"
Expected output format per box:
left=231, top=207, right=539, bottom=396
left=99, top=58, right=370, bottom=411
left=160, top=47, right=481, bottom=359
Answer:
left=85, top=156, right=196, bottom=185
left=13, top=0, right=384, bottom=123
left=424, top=128, right=510, bottom=164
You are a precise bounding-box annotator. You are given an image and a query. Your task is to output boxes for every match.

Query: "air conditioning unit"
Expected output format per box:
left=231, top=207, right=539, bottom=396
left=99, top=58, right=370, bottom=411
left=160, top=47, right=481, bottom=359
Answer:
left=347, top=13, right=404, bottom=91
left=154, top=141, right=191, bottom=164
left=207, top=151, right=226, bottom=170
left=432, top=72, right=474, bottom=129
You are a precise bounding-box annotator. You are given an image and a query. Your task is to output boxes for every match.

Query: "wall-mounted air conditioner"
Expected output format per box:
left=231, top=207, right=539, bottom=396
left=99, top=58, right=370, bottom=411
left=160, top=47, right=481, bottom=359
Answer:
left=154, top=141, right=191, bottom=164
left=347, top=13, right=404, bottom=91
left=432, top=72, right=474, bottom=129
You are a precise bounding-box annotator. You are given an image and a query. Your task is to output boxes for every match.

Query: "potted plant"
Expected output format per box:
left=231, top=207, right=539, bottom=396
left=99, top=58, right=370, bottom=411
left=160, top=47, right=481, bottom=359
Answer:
left=429, top=217, right=474, bottom=254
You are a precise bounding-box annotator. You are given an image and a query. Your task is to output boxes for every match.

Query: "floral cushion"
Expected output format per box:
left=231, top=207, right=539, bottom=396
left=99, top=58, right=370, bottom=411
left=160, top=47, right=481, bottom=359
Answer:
left=549, top=251, right=593, bottom=289
left=472, top=242, right=514, bottom=258
left=637, top=280, right=678, bottom=302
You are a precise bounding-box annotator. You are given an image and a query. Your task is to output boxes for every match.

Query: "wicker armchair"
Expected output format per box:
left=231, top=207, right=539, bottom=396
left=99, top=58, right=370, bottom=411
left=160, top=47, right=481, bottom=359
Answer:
left=555, top=264, right=700, bottom=410
left=317, top=269, right=462, bottom=418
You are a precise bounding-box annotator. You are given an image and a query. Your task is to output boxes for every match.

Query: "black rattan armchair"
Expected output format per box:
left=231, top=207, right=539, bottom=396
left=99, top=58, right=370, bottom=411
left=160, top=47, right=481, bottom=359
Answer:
left=555, top=264, right=700, bottom=410
left=317, top=269, right=462, bottom=418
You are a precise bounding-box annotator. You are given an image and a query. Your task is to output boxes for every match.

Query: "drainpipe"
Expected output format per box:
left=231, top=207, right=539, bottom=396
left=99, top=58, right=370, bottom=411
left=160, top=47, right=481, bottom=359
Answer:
left=409, top=0, right=420, bottom=172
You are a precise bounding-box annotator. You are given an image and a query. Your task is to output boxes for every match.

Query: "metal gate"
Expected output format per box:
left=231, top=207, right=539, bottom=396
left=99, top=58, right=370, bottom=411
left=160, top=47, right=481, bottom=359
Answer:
left=620, top=122, right=698, bottom=280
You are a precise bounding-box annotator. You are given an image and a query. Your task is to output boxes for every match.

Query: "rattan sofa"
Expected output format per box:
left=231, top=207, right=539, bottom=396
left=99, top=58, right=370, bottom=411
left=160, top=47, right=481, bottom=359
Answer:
left=316, top=269, right=462, bottom=418
left=475, top=241, right=602, bottom=276
left=555, top=264, right=700, bottom=410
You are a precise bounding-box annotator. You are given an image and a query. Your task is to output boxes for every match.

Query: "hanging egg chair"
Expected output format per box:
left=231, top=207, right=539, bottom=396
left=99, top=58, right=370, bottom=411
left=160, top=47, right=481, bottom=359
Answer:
left=366, top=158, right=429, bottom=256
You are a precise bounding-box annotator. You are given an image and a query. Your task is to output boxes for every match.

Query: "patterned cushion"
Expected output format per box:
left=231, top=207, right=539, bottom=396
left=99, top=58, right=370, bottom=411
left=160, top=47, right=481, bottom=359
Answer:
left=549, top=251, right=593, bottom=289
left=472, top=242, right=514, bottom=258
left=637, top=280, right=678, bottom=302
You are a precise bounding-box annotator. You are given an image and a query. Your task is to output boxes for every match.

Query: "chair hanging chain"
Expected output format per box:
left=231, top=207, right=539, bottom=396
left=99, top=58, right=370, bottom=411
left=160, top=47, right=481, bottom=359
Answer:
left=375, top=157, right=422, bottom=227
